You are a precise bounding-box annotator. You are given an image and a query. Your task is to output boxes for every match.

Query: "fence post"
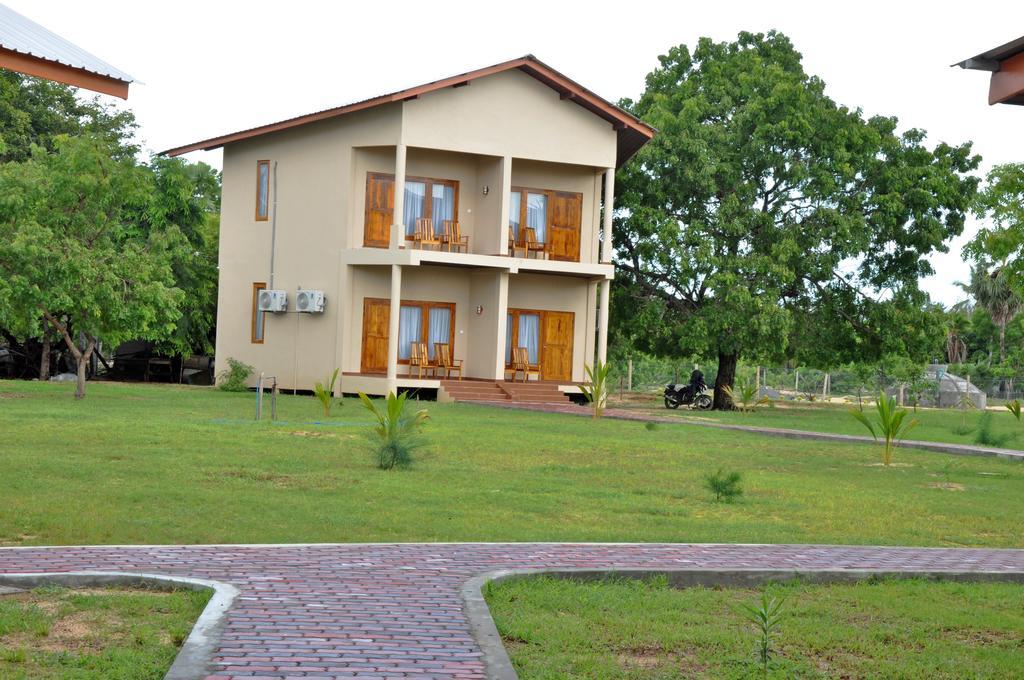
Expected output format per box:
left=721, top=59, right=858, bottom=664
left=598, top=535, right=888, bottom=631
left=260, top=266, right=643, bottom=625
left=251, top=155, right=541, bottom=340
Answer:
left=619, top=375, right=624, bottom=401
left=795, top=370, right=800, bottom=394
left=256, top=372, right=264, bottom=421
left=898, top=383, right=905, bottom=407
left=755, top=366, right=761, bottom=393
left=271, top=378, right=278, bottom=421
left=822, top=372, right=829, bottom=400
left=627, top=358, right=633, bottom=392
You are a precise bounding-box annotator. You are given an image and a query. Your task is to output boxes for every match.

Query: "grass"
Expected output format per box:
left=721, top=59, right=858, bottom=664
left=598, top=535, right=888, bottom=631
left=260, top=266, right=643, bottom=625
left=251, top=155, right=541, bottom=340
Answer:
left=0, top=380, right=1023, bottom=547
left=0, top=586, right=210, bottom=679
left=620, top=396, right=1024, bottom=448
left=485, top=575, right=1024, bottom=679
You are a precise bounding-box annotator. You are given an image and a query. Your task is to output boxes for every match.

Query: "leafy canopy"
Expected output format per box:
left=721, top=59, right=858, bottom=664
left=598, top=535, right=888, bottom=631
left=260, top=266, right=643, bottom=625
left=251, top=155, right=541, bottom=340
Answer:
left=614, top=32, right=979, bottom=391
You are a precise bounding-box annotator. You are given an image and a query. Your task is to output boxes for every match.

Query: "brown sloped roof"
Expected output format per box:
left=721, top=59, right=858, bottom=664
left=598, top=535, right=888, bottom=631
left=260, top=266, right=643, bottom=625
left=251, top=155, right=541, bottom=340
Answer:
left=161, top=55, right=655, bottom=167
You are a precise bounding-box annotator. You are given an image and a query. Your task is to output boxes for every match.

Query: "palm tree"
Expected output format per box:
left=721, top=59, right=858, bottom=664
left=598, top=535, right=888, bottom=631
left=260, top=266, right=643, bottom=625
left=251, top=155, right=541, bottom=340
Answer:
left=957, top=263, right=1022, bottom=396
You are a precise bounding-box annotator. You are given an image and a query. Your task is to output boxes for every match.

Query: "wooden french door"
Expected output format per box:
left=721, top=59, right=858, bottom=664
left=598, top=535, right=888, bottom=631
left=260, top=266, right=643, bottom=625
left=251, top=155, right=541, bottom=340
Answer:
left=364, top=173, right=394, bottom=248
left=548, top=192, right=582, bottom=262
left=507, top=309, right=575, bottom=381
left=360, top=298, right=391, bottom=372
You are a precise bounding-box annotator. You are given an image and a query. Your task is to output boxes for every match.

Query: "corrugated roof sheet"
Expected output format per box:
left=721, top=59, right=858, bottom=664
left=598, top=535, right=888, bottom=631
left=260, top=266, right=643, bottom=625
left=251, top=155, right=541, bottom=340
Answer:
left=0, top=2, right=133, bottom=83
left=954, top=34, right=1024, bottom=70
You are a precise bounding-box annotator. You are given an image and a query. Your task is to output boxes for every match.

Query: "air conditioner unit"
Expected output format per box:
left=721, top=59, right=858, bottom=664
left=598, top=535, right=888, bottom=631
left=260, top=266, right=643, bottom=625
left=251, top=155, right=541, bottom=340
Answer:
left=257, top=289, right=288, bottom=312
left=296, top=289, right=326, bottom=313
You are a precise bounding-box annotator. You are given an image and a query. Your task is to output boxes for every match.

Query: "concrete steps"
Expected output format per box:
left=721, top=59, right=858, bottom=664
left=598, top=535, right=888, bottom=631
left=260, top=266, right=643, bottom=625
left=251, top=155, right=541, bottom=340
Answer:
left=439, top=380, right=573, bottom=404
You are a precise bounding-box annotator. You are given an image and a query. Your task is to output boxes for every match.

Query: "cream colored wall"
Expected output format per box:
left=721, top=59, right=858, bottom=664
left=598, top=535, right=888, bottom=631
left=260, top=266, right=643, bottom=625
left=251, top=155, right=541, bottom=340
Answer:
left=402, top=70, right=617, bottom=168
left=215, top=105, right=400, bottom=390
left=507, top=273, right=593, bottom=382
left=466, top=271, right=505, bottom=378
left=511, top=159, right=604, bottom=264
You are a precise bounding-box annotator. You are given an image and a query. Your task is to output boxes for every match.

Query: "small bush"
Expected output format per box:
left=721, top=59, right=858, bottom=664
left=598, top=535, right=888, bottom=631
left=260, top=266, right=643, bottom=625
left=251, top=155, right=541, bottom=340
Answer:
left=1006, top=399, right=1022, bottom=422
left=645, top=421, right=660, bottom=432
left=217, top=358, right=254, bottom=392
left=951, top=424, right=976, bottom=436
left=359, top=391, right=429, bottom=470
left=974, top=411, right=1013, bottom=448
left=313, top=368, right=341, bottom=419
left=704, top=468, right=743, bottom=502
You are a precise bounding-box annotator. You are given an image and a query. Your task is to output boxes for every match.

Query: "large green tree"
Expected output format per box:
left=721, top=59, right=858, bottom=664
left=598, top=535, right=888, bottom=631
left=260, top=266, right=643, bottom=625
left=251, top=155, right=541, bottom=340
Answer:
left=967, top=163, right=1024, bottom=293
left=614, top=31, right=979, bottom=408
left=0, top=134, right=183, bottom=398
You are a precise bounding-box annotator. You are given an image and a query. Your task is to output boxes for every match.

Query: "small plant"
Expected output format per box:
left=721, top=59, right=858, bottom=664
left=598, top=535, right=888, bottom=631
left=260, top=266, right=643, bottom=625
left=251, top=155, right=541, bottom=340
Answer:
left=1006, top=399, right=1022, bottom=422
left=939, top=459, right=961, bottom=486
left=974, top=411, right=1014, bottom=448
left=955, top=389, right=976, bottom=432
left=742, top=590, right=786, bottom=678
left=580, top=360, right=611, bottom=419
left=217, top=358, right=254, bottom=392
left=313, top=368, right=341, bottom=419
left=359, top=391, right=429, bottom=470
left=644, top=421, right=660, bottom=432
left=849, top=391, right=919, bottom=466
left=704, top=468, right=743, bottom=502
left=724, top=379, right=769, bottom=412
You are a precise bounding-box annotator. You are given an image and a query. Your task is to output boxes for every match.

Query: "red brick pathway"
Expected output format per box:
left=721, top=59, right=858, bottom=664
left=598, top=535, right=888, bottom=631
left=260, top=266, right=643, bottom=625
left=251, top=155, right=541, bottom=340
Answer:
left=2, top=543, right=1023, bottom=678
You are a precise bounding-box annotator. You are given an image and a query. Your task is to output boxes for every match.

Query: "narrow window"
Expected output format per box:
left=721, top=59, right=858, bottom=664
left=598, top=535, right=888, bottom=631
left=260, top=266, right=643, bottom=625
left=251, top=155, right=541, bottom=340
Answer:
left=255, top=160, right=270, bottom=221
left=526, top=192, right=548, bottom=243
left=509, top=191, right=521, bottom=242
left=252, top=282, right=267, bottom=343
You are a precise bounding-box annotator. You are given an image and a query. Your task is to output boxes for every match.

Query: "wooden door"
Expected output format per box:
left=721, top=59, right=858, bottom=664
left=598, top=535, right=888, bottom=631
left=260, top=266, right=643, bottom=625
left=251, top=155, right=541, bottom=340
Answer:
left=541, top=311, right=574, bottom=381
left=364, top=173, right=394, bottom=248
left=360, top=298, right=390, bottom=373
left=548, top=191, right=582, bottom=262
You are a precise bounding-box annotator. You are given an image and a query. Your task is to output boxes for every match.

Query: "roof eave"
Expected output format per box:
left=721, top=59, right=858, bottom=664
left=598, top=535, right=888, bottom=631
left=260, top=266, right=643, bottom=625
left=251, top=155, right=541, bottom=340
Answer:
left=0, top=46, right=130, bottom=99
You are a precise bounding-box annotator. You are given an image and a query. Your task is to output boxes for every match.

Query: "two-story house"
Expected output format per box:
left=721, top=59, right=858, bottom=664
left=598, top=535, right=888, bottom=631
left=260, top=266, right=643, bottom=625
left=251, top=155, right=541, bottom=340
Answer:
left=164, top=56, right=654, bottom=401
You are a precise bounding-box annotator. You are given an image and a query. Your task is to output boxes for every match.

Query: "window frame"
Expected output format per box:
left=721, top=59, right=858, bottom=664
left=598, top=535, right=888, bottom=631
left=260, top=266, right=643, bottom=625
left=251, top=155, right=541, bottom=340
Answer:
left=255, top=160, right=270, bottom=222
left=364, top=172, right=459, bottom=241
left=251, top=282, right=267, bottom=344
left=396, top=299, right=456, bottom=364
left=510, top=186, right=551, bottom=243
left=505, top=307, right=545, bottom=368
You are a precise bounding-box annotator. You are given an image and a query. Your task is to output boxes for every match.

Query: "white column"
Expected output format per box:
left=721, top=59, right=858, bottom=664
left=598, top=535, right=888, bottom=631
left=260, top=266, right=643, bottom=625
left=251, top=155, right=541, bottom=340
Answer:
left=499, top=155, right=513, bottom=254
left=386, top=264, right=402, bottom=394
left=601, top=168, right=614, bottom=263
left=493, top=270, right=510, bottom=379
left=391, top=144, right=407, bottom=249
left=598, top=278, right=610, bottom=365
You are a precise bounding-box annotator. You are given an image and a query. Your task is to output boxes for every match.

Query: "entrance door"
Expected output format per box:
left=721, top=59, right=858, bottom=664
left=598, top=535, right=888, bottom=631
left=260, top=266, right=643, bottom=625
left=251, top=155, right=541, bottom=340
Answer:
left=360, top=298, right=390, bottom=373
left=541, top=311, right=574, bottom=381
left=548, top=192, right=582, bottom=262
left=364, top=173, right=394, bottom=248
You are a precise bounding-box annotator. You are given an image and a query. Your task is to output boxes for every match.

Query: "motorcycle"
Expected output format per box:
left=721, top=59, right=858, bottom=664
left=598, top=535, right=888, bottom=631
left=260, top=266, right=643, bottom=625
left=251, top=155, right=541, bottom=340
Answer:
left=664, top=382, right=712, bottom=410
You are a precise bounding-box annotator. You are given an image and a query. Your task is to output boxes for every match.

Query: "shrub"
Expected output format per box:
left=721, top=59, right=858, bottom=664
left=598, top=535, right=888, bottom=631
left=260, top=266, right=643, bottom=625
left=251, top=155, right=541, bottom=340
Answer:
left=313, top=368, right=341, bottom=419
left=580, top=360, right=611, bottom=419
left=359, top=391, right=429, bottom=470
left=644, top=421, right=660, bottom=432
left=723, top=379, right=768, bottom=412
left=704, top=468, right=743, bottom=502
left=1006, top=399, right=1022, bottom=422
left=217, top=358, right=254, bottom=392
left=849, top=391, right=919, bottom=466
left=742, top=591, right=786, bottom=678
left=974, top=411, right=1013, bottom=448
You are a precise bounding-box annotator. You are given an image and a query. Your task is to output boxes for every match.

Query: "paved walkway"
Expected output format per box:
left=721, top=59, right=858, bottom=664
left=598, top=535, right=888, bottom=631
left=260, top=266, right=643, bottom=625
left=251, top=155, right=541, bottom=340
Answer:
left=2, top=543, right=1024, bottom=678
left=481, top=401, right=1024, bottom=461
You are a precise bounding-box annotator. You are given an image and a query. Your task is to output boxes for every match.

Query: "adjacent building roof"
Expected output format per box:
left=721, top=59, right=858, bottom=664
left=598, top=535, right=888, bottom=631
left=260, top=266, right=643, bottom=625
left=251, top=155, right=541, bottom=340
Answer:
left=162, top=55, right=655, bottom=167
left=955, top=35, right=1024, bottom=105
left=0, top=2, right=133, bottom=99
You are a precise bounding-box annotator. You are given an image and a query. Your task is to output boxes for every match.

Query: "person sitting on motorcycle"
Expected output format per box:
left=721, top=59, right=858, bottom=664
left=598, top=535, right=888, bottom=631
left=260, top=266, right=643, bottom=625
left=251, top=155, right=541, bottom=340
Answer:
left=682, top=365, right=706, bottom=400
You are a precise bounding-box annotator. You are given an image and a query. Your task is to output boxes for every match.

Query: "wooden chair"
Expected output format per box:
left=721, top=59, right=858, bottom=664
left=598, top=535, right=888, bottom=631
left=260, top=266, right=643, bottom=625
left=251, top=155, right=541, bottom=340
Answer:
left=508, top=227, right=528, bottom=258
left=408, top=342, right=435, bottom=378
left=513, top=346, right=541, bottom=382
left=525, top=227, right=547, bottom=260
left=442, top=220, right=469, bottom=253
left=433, top=342, right=463, bottom=380
left=413, top=217, right=443, bottom=251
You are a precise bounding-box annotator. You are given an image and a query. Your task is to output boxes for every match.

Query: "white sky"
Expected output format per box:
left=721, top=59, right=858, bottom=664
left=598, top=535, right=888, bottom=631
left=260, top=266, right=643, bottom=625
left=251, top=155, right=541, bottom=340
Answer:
left=11, top=0, right=1024, bottom=305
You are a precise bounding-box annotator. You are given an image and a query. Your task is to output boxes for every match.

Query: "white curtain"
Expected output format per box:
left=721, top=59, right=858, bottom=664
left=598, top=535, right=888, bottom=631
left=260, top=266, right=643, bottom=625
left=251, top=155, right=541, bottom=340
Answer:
left=505, top=313, right=513, bottom=364
left=518, top=313, right=540, bottom=365
left=398, top=305, right=422, bottom=360
left=526, top=192, right=547, bottom=242
left=428, top=307, right=451, bottom=359
left=403, top=181, right=426, bottom=236
left=509, top=191, right=521, bottom=242
left=432, top=184, right=455, bottom=236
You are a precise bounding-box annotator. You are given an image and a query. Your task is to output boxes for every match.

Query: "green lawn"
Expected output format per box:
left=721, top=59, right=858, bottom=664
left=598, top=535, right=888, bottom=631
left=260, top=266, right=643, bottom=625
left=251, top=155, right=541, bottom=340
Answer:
left=1, top=380, right=1023, bottom=547
left=0, top=586, right=209, bottom=679
left=486, top=576, right=1024, bottom=679
left=618, top=396, right=1024, bottom=448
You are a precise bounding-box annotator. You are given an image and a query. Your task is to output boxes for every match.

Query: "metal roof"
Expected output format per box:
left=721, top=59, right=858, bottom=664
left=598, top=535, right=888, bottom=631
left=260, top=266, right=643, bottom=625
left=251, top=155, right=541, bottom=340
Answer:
left=954, top=34, right=1024, bottom=71
left=0, top=2, right=133, bottom=83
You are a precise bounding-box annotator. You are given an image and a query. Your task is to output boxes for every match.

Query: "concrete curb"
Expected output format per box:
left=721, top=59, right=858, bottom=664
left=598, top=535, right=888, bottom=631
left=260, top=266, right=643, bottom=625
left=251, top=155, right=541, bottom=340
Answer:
left=462, top=567, right=1024, bottom=680
left=0, top=571, right=239, bottom=680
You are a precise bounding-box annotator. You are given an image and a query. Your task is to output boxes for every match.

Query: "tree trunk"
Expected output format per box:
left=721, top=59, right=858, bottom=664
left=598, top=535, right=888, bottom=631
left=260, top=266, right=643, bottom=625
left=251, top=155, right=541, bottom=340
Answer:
left=39, top=334, right=50, bottom=381
left=998, top=321, right=1008, bottom=398
left=42, top=311, right=94, bottom=400
left=713, top=351, right=738, bottom=410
